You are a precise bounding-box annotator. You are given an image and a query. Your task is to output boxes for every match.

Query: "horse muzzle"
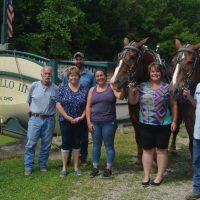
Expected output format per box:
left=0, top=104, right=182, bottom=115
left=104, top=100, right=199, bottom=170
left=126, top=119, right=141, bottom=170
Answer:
left=114, top=79, right=128, bottom=90
left=169, top=84, right=183, bottom=100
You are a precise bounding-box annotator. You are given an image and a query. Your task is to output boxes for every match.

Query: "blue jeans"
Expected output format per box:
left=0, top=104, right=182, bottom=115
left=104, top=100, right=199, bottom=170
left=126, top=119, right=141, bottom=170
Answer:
left=24, top=116, right=55, bottom=170
left=193, top=139, right=200, bottom=194
left=92, top=120, right=117, bottom=167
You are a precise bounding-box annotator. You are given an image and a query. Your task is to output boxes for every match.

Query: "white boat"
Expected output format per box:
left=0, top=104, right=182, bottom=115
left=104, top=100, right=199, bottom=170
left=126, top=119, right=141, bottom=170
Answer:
left=0, top=51, right=48, bottom=136
left=0, top=50, right=130, bottom=136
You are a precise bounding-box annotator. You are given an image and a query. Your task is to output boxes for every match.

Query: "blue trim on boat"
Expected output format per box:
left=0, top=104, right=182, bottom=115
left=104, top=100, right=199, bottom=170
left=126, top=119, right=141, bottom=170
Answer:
left=0, top=71, right=39, bottom=82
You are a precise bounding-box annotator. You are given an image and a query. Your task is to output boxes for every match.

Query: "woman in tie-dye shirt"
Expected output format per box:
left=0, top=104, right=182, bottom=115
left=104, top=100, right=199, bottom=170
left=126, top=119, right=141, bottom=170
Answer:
left=128, top=62, right=178, bottom=187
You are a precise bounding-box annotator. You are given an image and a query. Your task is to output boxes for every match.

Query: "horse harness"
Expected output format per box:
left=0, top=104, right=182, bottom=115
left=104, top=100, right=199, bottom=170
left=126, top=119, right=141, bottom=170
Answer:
left=175, top=45, right=199, bottom=89
left=121, top=44, right=163, bottom=85
left=122, top=44, right=143, bottom=84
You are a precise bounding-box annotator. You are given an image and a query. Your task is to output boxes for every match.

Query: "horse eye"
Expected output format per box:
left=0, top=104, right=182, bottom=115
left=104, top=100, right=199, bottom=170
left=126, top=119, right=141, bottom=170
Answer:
left=130, top=56, right=137, bottom=61
left=188, top=59, right=195, bottom=64
left=177, top=54, right=182, bottom=61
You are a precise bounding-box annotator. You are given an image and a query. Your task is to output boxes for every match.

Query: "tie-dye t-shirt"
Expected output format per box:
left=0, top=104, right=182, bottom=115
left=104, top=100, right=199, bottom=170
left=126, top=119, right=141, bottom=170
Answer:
left=138, top=81, right=172, bottom=125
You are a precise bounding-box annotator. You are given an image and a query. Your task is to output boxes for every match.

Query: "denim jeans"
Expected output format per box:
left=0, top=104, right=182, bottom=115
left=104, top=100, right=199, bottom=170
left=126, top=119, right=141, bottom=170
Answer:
left=24, top=116, right=55, bottom=170
left=193, top=139, right=200, bottom=194
left=92, top=120, right=117, bottom=166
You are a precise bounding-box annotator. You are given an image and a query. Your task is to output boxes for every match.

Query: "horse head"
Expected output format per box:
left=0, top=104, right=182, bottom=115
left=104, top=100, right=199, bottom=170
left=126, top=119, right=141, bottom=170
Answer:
left=170, top=39, right=200, bottom=99
left=110, top=38, right=149, bottom=91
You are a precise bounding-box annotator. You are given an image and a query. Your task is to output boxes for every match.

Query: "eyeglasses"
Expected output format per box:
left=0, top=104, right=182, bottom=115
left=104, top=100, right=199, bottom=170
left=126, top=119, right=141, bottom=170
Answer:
left=43, top=73, right=52, bottom=76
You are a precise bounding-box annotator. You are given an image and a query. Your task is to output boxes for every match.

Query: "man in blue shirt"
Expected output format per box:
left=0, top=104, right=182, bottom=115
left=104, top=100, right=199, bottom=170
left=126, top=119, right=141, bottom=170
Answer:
left=62, top=52, right=95, bottom=165
left=24, top=66, right=57, bottom=176
left=62, top=52, right=95, bottom=90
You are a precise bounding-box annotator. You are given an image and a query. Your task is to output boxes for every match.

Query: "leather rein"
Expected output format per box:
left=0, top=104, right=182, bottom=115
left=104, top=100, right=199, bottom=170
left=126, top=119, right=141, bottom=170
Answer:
left=122, top=45, right=143, bottom=85
left=176, top=46, right=199, bottom=88
left=121, top=45, right=163, bottom=85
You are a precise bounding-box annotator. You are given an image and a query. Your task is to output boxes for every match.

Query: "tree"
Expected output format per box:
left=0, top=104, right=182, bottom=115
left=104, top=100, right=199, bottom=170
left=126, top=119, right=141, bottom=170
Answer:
left=8, top=0, right=44, bottom=53
left=78, top=0, right=138, bottom=60
left=1, top=0, right=200, bottom=60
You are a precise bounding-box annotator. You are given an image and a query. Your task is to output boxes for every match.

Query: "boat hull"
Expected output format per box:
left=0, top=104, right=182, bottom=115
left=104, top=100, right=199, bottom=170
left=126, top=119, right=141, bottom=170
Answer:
left=0, top=76, right=31, bottom=127
left=0, top=55, right=42, bottom=128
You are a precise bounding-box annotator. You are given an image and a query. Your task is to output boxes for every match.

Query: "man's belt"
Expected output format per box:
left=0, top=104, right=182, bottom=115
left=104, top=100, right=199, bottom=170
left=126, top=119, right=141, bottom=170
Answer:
left=30, top=113, right=54, bottom=119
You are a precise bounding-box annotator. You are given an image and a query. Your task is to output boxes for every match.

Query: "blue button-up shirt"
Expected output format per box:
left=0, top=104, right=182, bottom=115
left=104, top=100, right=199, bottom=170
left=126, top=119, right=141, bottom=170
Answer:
left=62, top=68, right=96, bottom=91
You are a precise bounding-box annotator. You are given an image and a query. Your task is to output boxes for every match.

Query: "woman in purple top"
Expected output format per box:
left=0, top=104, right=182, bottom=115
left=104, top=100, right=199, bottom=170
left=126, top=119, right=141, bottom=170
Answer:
left=86, top=68, right=124, bottom=177
left=56, top=66, right=88, bottom=177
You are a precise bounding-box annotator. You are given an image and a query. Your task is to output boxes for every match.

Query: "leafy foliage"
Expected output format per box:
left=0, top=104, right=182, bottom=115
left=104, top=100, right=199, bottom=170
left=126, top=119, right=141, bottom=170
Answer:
left=1, top=0, right=200, bottom=60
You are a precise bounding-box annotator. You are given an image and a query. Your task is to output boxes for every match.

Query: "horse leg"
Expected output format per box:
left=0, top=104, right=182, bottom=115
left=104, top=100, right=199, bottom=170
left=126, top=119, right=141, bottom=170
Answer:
left=169, top=105, right=182, bottom=153
left=185, top=113, right=195, bottom=160
left=128, top=104, right=143, bottom=168
left=169, top=124, right=180, bottom=153
left=184, top=115, right=194, bottom=176
left=134, top=124, right=143, bottom=167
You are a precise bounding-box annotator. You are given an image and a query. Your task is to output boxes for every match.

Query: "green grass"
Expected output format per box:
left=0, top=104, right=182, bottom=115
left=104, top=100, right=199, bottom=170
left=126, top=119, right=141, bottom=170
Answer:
left=0, top=131, right=192, bottom=200
left=0, top=135, right=18, bottom=144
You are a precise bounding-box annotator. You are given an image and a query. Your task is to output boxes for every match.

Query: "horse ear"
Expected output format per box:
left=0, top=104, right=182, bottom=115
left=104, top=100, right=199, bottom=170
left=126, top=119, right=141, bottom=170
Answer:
left=123, top=37, right=130, bottom=46
left=175, top=39, right=182, bottom=49
left=135, top=37, right=149, bottom=48
left=193, top=43, right=200, bottom=50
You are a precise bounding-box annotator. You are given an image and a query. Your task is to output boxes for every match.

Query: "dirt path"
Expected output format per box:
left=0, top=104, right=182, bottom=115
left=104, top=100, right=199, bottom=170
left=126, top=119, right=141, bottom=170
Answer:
left=0, top=136, right=61, bottom=160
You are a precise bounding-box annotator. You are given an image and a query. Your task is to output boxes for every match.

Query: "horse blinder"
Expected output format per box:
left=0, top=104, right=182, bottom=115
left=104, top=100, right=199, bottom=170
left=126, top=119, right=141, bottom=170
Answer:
left=172, top=47, right=198, bottom=98
left=123, top=47, right=142, bottom=83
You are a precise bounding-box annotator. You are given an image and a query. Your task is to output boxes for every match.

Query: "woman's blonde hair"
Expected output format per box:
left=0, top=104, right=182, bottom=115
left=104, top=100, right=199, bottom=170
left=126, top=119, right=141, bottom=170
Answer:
left=66, top=66, right=80, bottom=78
left=147, top=62, right=164, bottom=80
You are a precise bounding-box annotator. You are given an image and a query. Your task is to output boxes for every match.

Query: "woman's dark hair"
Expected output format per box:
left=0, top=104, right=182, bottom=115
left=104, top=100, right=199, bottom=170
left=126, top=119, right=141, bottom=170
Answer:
left=94, top=68, right=107, bottom=77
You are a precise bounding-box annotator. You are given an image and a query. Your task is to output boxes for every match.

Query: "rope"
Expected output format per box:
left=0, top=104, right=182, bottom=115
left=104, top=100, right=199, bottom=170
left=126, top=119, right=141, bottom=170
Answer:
left=13, top=50, right=25, bottom=85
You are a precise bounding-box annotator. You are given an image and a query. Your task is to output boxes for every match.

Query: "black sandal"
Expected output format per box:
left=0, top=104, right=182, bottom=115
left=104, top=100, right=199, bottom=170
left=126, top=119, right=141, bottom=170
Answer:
left=142, top=179, right=150, bottom=186
left=150, top=178, right=164, bottom=186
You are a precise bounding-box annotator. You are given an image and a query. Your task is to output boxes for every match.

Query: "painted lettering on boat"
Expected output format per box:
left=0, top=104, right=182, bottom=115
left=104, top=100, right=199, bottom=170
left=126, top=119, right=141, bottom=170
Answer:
left=0, top=79, right=29, bottom=93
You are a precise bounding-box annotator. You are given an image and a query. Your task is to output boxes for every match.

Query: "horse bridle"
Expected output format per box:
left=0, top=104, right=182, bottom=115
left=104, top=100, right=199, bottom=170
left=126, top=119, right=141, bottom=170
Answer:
left=121, top=45, right=143, bottom=85
left=176, top=45, right=199, bottom=88
left=120, top=44, right=166, bottom=86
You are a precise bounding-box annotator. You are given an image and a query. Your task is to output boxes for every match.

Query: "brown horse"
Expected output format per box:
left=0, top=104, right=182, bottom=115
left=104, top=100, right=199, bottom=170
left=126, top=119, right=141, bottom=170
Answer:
left=110, top=38, right=166, bottom=166
left=169, top=39, right=200, bottom=158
